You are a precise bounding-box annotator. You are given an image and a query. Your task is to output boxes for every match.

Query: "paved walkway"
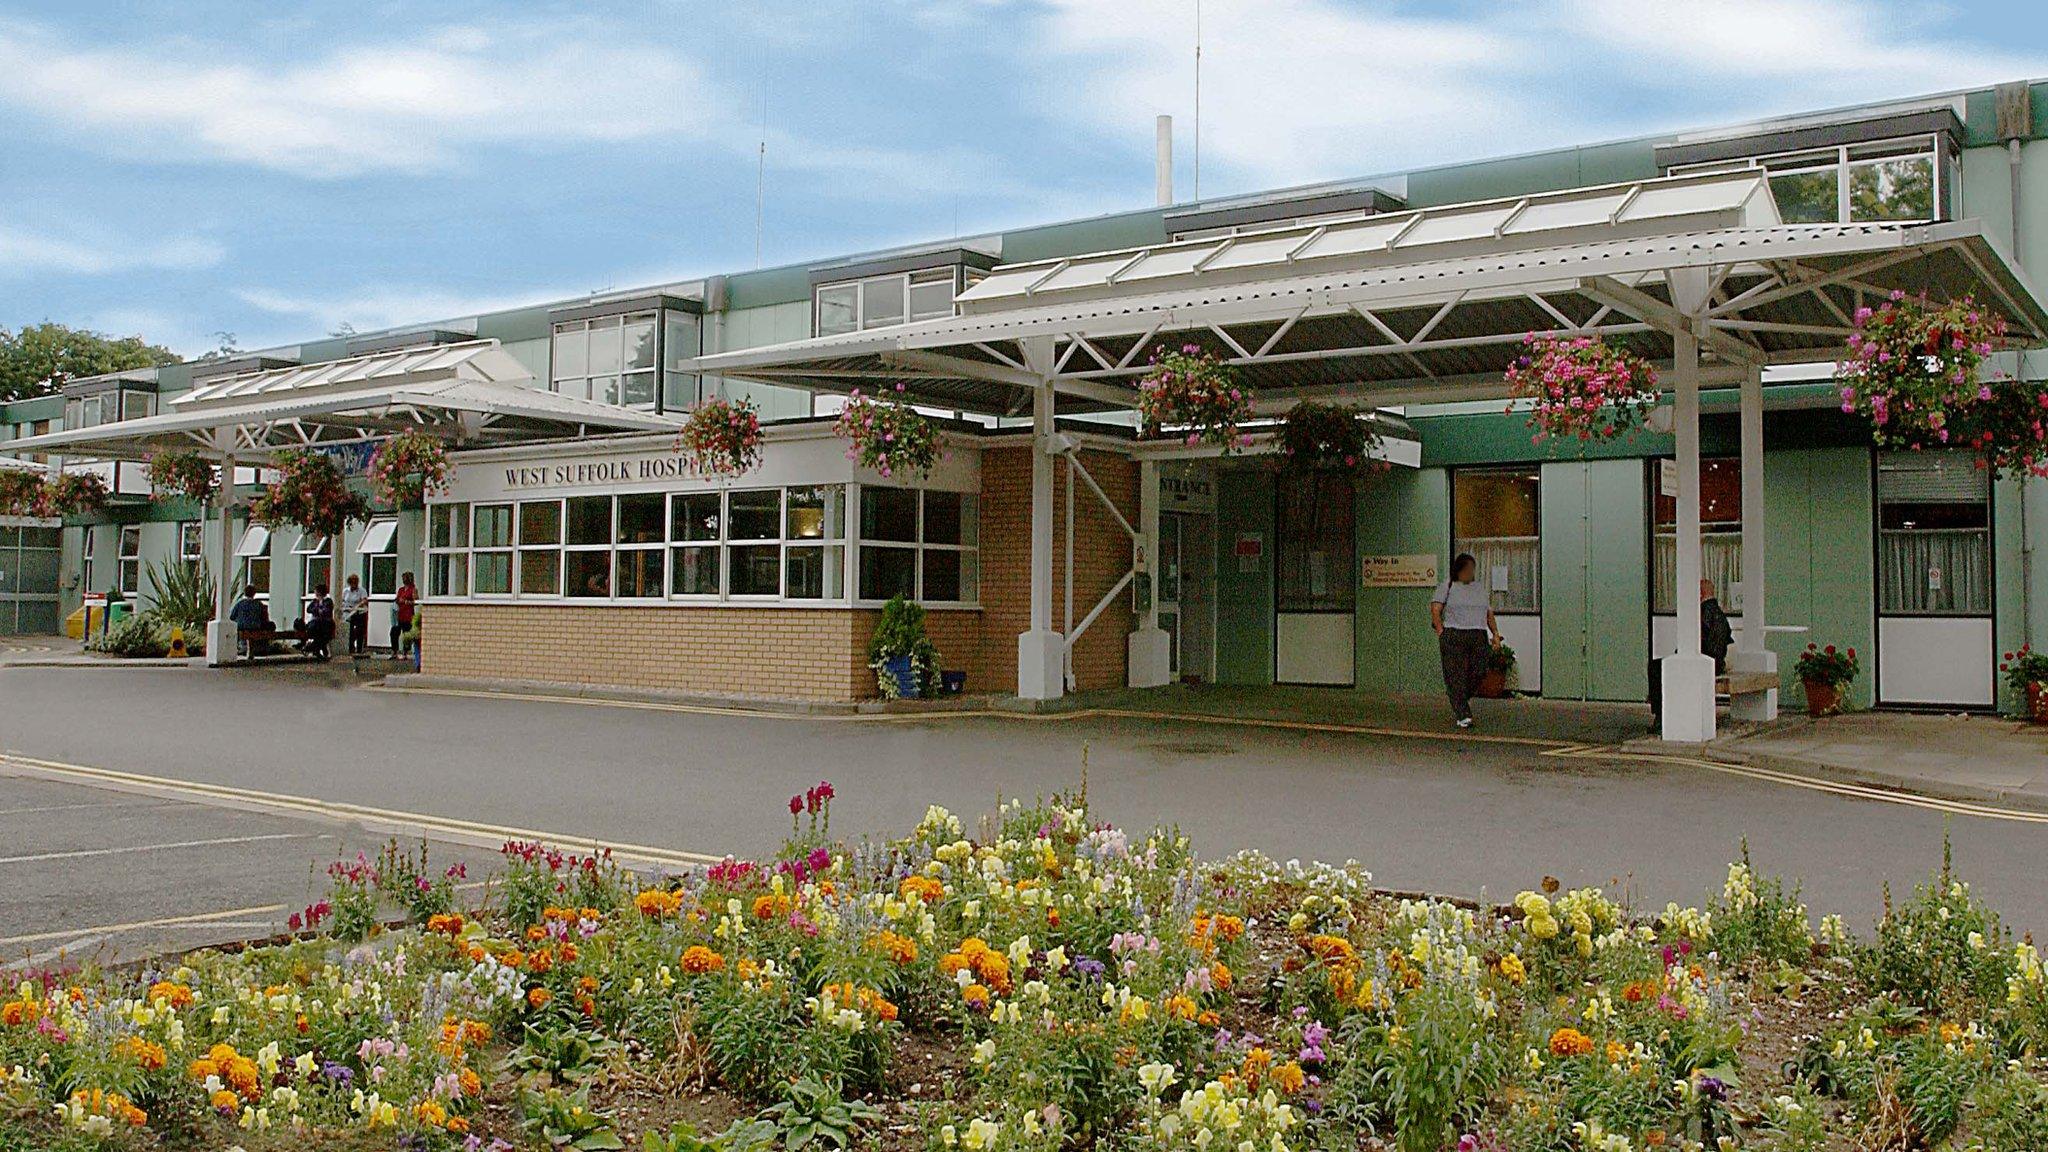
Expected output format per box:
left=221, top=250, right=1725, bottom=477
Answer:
left=1712, top=711, right=2048, bottom=812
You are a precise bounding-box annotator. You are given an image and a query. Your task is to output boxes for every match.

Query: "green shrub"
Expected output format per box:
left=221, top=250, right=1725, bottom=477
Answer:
left=1704, top=844, right=1814, bottom=970
left=867, top=594, right=939, bottom=696
left=1857, top=838, right=2015, bottom=1013
left=84, top=613, right=170, bottom=657
left=1967, top=1065, right=2048, bottom=1151
left=144, top=556, right=214, bottom=631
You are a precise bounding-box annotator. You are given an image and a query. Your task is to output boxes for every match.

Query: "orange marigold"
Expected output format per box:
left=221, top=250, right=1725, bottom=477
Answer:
left=873, top=931, right=918, bottom=965
left=1210, top=962, right=1233, bottom=991
left=459, top=1067, right=483, bottom=1097
left=116, top=1036, right=167, bottom=1070
left=147, top=981, right=195, bottom=1009
left=527, top=987, right=553, bottom=1009
left=1163, top=994, right=1199, bottom=1021
left=426, top=913, right=465, bottom=936
left=753, top=893, right=794, bottom=920
left=635, top=889, right=684, bottom=919
left=1273, top=1060, right=1307, bottom=1095
left=1307, top=935, right=1356, bottom=964
left=962, top=983, right=991, bottom=1011
left=899, top=875, right=944, bottom=904
left=1548, top=1027, right=1595, bottom=1058
left=0, top=1000, right=37, bottom=1026
left=680, top=945, right=726, bottom=974
left=209, top=1089, right=240, bottom=1114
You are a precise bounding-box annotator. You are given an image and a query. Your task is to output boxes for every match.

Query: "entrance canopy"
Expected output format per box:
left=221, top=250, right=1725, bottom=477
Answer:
left=686, top=170, right=2048, bottom=414
left=3, top=339, right=675, bottom=464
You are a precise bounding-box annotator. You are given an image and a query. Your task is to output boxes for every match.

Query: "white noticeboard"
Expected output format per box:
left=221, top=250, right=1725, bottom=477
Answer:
left=1491, top=565, right=1510, bottom=592
left=1660, top=458, right=1679, bottom=497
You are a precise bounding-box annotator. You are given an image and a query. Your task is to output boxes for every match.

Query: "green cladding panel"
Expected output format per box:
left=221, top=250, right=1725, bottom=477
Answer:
left=1212, top=468, right=1274, bottom=686
left=1540, top=459, right=1648, bottom=701
left=1353, top=468, right=1450, bottom=694
left=1762, top=448, right=1875, bottom=710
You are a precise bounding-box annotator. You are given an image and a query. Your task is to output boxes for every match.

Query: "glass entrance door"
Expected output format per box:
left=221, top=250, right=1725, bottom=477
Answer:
left=1157, top=512, right=1214, bottom=682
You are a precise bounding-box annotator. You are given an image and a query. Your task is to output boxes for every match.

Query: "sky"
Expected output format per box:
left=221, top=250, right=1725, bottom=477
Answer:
left=2, top=0, right=2046, bottom=358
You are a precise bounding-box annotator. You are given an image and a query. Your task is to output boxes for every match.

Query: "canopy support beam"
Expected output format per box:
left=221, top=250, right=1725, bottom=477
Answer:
left=1016, top=336, right=1064, bottom=700
left=206, top=452, right=238, bottom=667
left=1661, top=266, right=1719, bottom=742
left=1727, top=364, right=1779, bottom=719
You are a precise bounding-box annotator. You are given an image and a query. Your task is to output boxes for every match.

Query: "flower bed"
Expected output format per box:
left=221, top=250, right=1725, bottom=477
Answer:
left=6, top=795, right=2048, bottom=1150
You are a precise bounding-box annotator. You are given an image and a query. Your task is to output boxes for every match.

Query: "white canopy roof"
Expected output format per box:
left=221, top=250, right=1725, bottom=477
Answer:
left=3, top=340, right=676, bottom=463
left=687, top=171, right=2048, bottom=415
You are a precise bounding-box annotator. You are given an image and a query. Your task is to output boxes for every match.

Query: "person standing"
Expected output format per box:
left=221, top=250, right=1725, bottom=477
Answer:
left=390, top=571, right=417, bottom=660
left=340, top=574, right=369, bottom=657
left=1431, top=553, right=1501, bottom=729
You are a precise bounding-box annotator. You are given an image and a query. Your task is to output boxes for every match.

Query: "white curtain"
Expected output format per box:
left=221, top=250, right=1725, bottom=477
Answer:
left=1654, top=531, right=1744, bottom=613
left=1455, top=535, right=1539, bottom=612
left=1880, top=528, right=1989, bottom=614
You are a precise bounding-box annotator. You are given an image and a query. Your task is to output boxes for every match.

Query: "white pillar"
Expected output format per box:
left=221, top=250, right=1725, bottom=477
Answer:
left=206, top=453, right=238, bottom=665
left=1728, top=364, right=1778, bottom=720
left=1016, top=338, right=1065, bottom=700
left=1128, top=457, right=1171, bottom=687
left=1662, top=327, right=1718, bottom=741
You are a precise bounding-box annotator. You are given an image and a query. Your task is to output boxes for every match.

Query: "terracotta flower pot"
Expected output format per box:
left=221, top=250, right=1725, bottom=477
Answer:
left=1802, top=679, right=1841, bottom=717
left=2028, top=681, right=2048, bottom=725
left=1477, top=669, right=1508, bottom=699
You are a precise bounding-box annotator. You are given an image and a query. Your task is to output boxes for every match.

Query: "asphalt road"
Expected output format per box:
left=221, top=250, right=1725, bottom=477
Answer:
left=2, top=663, right=2045, bottom=948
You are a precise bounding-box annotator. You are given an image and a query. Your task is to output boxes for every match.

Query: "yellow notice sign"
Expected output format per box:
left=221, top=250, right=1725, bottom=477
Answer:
left=1359, top=553, right=1440, bottom=589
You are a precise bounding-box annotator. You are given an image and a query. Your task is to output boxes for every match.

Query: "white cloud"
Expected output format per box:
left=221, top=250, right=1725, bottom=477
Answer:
left=1018, top=0, right=2048, bottom=190
left=0, top=222, right=224, bottom=276
left=0, top=21, right=730, bottom=178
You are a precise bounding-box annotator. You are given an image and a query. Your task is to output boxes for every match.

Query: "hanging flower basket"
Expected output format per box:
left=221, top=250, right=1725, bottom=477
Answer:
left=1137, top=344, right=1254, bottom=452
left=147, top=449, right=217, bottom=505
left=31, top=472, right=108, bottom=519
left=1835, top=292, right=2047, bottom=478
left=0, top=469, right=42, bottom=517
left=1504, top=333, right=1661, bottom=444
left=367, top=430, right=453, bottom=509
left=251, top=449, right=373, bottom=539
left=677, top=396, right=764, bottom=479
left=1278, top=401, right=1386, bottom=477
left=834, top=385, right=942, bottom=480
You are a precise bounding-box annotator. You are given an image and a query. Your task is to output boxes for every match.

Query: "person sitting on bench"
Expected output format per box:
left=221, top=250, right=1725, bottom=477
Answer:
left=1649, top=578, right=1734, bottom=728
left=301, top=584, right=336, bottom=661
left=228, top=586, right=270, bottom=656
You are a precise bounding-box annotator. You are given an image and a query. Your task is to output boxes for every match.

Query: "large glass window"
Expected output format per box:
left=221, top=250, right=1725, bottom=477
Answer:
left=179, top=522, right=204, bottom=565
left=293, top=532, right=330, bottom=607
left=814, top=269, right=957, bottom=336
left=473, top=504, right=514, bottom=595
left=616, top=493, right=665, bottom=599
left=1675, top=135, right=1944, bottom=225
left=858, top=487, right=977, bottom=603
left=360, top=519, right=399, bottom=596
left=563, top=494, right=613, bottom=597
left=1653, top=457, right=1743, bottom=614
left=1452, top=468, right=1540, bottom=613
left=426, top=503, right=469, bottom=598
left=663, top=312, right=700, bottom=411
left=1878, top=451, right=1990, bottom=615
left=233, top=525, right=270, bottom=600
left=518, top=501, right=562, bottom=596
left=785, top=485, right=846, bottom=600
left=1275, top=475, right=1356, bottom=613
left=552, top=312, right=659, bottom=408
left=669, top=492, right=722, bottom=597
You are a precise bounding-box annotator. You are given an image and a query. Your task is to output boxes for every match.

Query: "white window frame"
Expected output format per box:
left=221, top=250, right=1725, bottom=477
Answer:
left=470, top=503, right=515, bottom=597
left=80, top=526, right=95, bottom=595
left=293, top=532, right=330, bottom=607
left=814, top=268, right=958, bottom=337
left=562, top=495, right=613, bottom=599
left=614, top=491, right=667, bottom=600
left=1670, top=133, right=1944, bottom=225
left=516, top=499, right=565, bottom=598
left=424, top=503, right=470, bottom=599
left=854, top=486, right=979, bottom=607
left=358, top=518, right=399, bottom=597
left=178, top=521, right=203, bottom=564
left=551, top=312, right=659, bottom=410
left=117, top=525, right=141, bottom=598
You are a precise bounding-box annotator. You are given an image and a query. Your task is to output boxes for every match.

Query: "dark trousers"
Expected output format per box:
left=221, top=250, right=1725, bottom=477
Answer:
left=347, top=613, right=367, bottom=655
left=391, top=618, right=413, bottom=655
left=1439, top=628, right=1490, bottom=721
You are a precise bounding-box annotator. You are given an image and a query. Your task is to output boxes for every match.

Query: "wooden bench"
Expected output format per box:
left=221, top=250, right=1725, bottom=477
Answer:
left=234, top=627, right=319, bottom=661
left=1716, top=670, right=1779, bottom=697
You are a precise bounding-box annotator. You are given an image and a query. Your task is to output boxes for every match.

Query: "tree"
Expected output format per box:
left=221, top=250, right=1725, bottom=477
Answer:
left=0, top=322, right=180, bottom=402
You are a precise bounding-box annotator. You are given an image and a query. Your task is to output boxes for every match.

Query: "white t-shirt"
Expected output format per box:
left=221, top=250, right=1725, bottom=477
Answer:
left=1432, top=578, right=1492, bottom=632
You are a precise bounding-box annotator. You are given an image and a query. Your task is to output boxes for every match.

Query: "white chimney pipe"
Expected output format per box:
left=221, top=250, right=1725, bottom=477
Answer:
left=1155, top=115, right=1173, bottom=206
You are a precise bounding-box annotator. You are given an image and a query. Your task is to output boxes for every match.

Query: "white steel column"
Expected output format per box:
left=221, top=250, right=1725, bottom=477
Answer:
left=1016, top=337, right=1065, bottom=700
left=205, top=452, right=238, bottom=666
left=1662, top=326, right=1718, bottom=741
left=1728, top=364, right=1778, bottom=719
left=1128, top=457, right=1171, bottom=687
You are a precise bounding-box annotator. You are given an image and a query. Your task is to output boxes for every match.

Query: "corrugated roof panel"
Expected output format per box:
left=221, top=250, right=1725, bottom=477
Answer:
left=1394, top=203, right=1520, bottom=249
left=1033, top=254, right=1135, bottom=293
left=1290, top=216, right=1416, bottom=261
left=1114, top=242, right=1227, bottom=284
left=955, top=266, right=1046, bottom=301
left=1204, top=232, right=1317, bottom=272
left=1618, top=174, right=1761, bottom=223
left=1501, top=189, right=1633, bottom=235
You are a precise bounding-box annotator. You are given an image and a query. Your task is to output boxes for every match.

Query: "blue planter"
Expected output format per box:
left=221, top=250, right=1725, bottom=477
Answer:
left=878, top=654, right=920, bottom=699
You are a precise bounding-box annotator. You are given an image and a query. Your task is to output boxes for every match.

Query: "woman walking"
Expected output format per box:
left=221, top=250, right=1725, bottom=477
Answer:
left=1430, top=553, right=1501, bottom=728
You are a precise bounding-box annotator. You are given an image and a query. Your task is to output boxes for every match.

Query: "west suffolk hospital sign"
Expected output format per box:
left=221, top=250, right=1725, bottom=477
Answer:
left=501, top=455, right=695, bottom=489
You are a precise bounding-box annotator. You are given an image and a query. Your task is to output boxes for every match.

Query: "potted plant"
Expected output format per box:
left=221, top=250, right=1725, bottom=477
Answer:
left=0, top=469, right=42, bottom=516
left=251, top=448, right=374, bottom=539
left=834, top=385, right=942, bottom=481
left=366, top=430, right=452, bottom=509
left=1278, top=400, right=1385, bottom=477
left=147, top=449, right=217, bottom=505
left=2001, top=644, right=2048, bottom=723
left=1478, top=642, right=1517, bottom=698
left=33, top=472, right=108, bottom=518
left=1137, top=343, right=1254, bottom=452
left=677, top=396, right=764, bottom=479
left=867, top=595, right=939, bottom=700
left=1503, top=333, right=1661, bottom=444
left=1794, top=642, right=1859, bottom=717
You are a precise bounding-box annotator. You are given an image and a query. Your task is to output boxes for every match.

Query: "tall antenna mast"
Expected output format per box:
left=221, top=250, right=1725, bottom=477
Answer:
left=1193, top=0, right=1202, bottom=202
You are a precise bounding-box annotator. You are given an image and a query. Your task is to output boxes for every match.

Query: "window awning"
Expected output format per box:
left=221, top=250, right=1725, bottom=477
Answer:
left=235, top=525, right=270, bottom=558
left=357, top=519, right=399, bottom=554
left=1, top=340, right=677, bottom=464
left=684, top=171, right=2048, bottom=417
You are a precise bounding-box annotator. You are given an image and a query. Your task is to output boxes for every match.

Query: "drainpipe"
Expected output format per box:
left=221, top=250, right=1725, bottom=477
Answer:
left=1997, top=82, right=2032, bottom=644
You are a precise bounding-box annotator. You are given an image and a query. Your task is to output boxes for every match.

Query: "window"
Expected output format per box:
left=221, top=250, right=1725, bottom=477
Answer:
left=565, top=496, right=612, bottom=597
left=179, top=522, right=203, bottom=564
left=359, top=519, right=399, bottom=596
left=235, top=524, right=272, bottom=600
left=426, top=503, right=470, bottom=597
left=663, top=312, right=700, bottom=411
left=785, top=485, right=846, bottom=600
left=814, top=269, right=956, bottom=336
left=615, top=493, right=665, bottom=598
left=62, top=391, right=153, bottom=431
left=80, top=527, right=95, bottom=595
left=857, top=487, right=977, bottom=603
left=1452, top=468, right=1540, bottom=613
left=1674, top=135, right=1943, bottom=225
left=1275, top=476, right=1356, bottom=613
left=1879, top=451, right=1989, bottom=615
left=114, top=525, right=141, bottom=598
left=517, top=500, right=563, bottom=596
left=669, top=492, right=722, bottom=597
left=471, top=504, right=513, bottom=595
left=1653, top=457, right=1743, bottom=614
left=552, top=312, right=659, bottom=408
left=727, top=489, right=782, bottom=597
left=293, top=532, right=330, bottom=606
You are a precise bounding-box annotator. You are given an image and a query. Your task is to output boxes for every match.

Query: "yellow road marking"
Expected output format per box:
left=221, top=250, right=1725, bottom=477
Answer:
left=0, top=754, right=725, bottom=869
left=0, top=902, right=286, bottom=948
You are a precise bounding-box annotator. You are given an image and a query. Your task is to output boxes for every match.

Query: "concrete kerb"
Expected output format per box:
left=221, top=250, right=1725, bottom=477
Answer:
left=1684, top=716, right=2048, bottom=816
left=385, top=673, right=864, bottom=716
